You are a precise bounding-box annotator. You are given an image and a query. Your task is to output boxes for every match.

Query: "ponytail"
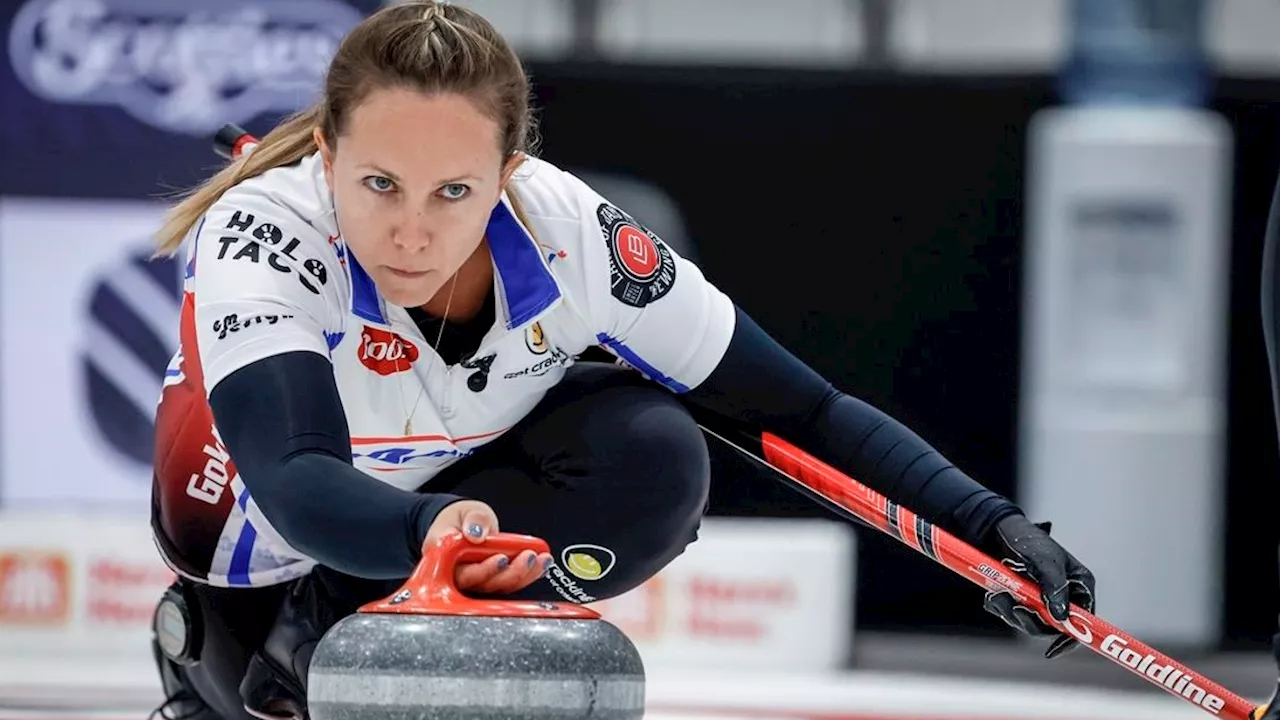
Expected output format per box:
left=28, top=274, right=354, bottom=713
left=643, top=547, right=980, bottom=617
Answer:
left=502, top=154, right=545, bottom=250
left=153, top=106, right=324, bottom=257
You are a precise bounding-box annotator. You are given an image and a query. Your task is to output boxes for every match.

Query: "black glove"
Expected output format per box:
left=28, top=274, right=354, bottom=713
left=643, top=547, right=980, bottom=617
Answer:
left=980, top=513, right=1096, bottom=659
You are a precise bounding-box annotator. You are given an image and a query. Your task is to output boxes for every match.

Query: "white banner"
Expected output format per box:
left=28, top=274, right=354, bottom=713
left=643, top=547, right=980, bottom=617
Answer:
left=0, top=512, right=855, bottom=676
left=0, top=196, right=178, bottom=508
left=591, top=517, right=855, bottom=672
left=0, top=511, right=175, bottom=662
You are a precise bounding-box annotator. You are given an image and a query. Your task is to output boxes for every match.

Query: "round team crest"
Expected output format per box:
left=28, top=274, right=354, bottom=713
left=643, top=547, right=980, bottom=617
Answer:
left=596, top=203, right=675, bottom=308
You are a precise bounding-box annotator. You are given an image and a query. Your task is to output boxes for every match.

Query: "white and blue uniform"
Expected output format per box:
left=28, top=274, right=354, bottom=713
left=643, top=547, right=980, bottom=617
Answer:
left=147, top=137, right=1049, bottom=720
left=152, top=152, right=737, bottom=587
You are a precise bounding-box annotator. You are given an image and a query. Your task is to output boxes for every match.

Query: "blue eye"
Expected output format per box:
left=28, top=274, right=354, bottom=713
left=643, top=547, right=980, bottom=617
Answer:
left=362, top=176, right=395, bottom=193
left=440, top=183, right=470, bottom=200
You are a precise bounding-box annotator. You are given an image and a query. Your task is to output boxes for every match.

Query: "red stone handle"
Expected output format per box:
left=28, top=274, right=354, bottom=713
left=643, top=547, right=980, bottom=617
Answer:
left=358, top=531, right=600, bottom=619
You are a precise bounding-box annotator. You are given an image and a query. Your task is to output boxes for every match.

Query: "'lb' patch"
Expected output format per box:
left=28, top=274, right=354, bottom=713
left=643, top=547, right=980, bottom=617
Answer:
left=596, top=203, right=676, bottom=308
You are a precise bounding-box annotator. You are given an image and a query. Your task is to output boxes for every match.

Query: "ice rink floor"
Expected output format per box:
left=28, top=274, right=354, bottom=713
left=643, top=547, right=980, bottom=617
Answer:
left=0, top=655, right=1245, bottom=720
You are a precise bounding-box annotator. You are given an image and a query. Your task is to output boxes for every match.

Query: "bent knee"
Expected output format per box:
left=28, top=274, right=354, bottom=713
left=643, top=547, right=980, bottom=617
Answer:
left=586, top=383, right=710, bottom=517
left=603, top=388, right=710, bottom=563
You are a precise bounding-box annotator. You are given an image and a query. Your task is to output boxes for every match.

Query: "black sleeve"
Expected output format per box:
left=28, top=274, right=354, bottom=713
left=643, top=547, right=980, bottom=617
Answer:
left=208, top=351, right=466, bottom=579
left=684, top=305, right=1020, bottom=544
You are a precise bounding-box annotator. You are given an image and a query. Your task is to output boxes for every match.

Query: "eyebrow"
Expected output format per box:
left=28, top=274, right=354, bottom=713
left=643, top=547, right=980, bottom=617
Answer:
left=358, top=164, right=481, bottom=185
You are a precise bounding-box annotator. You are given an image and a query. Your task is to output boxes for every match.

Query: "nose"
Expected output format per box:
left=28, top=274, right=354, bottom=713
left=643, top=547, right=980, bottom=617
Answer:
left=391, top=206, right=432, bottom=253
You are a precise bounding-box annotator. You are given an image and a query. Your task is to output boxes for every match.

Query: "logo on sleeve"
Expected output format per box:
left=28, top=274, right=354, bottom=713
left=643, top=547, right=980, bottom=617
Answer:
left=526, top=322, right=548, bottom=354
left=597, top=204, right=675, bottom=308
left=215, top=210, right=330, bottom=295
left=359, top=326, right=418, bottom=375
left=504, top=327, right=568, bottom=381
left=211, top=312, right=295, bottom=340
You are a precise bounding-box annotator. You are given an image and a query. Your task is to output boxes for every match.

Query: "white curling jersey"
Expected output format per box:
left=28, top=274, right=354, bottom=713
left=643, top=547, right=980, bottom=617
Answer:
left=150, top=152, right=736, bottom=587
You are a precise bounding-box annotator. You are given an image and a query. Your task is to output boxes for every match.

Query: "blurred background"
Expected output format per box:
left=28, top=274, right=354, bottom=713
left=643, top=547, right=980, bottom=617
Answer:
left=3, top=0, right=1280, bottom=718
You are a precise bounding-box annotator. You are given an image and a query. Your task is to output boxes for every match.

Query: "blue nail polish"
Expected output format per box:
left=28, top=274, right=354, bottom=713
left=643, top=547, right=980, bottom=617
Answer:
left=527, top=553, right=537, bottom=568
left=466, top=523, right=483, bottom=538
left=496, top=555, right=509, bottom=569
left=543, top=557, right=553, bottom=570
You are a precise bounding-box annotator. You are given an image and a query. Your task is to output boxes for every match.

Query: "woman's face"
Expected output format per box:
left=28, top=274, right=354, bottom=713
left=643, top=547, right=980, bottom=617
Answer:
left=318, top=87, right=521, bottom=308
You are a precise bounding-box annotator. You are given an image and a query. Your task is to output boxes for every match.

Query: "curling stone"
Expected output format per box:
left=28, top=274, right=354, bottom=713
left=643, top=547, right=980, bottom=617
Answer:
left=307, top=532, right=645, bottom=720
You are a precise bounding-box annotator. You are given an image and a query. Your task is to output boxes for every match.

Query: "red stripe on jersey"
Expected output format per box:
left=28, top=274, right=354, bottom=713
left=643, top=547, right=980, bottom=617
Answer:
left=151, top=293, right=237, bottom=581
left=350, top=427, right=510, bottom=446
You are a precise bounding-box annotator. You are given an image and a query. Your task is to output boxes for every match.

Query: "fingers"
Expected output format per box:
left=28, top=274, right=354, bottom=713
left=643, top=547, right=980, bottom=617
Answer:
left=1016, top=552, right=1094, bottom=625
left=987, top=516, right=1098, bottom=660
left=1066, top=557, right=1097, bottom=613
left=459, top=505, right=500, bottom=544
left=1040, top=579, right=1071, bottom=624
left=455, top=550, right=554, bottom=595
left=984, top=590, right=1083, bottom=660
left=453, top=551, right=511, bottom=589
left=994, top=515, right=1077, bottom=623
left=421, top=500, right=559, bottom=596
left=983, top=592, right=1054, bottom=636
left=1011, top=550, right=1069, bottom=623
left=1045, top=633, right=1081, bottom=660
left=1045, top=567, right=1093, bottom=659
left=477, top=550, right=554, bottom=595
left=426, top=500, right=501, bottom=543
left=1001, top=550, right=1070, bottom=623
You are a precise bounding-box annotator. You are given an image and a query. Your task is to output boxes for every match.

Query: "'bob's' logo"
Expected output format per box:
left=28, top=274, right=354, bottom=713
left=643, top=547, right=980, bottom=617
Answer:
left=359, top=327, right=419, bottom=376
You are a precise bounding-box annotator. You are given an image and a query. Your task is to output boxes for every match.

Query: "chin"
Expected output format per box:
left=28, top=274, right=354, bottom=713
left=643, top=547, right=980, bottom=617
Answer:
left=383, top=289, right=437, bottom=309
left=375, top=275, right=439, bottom=309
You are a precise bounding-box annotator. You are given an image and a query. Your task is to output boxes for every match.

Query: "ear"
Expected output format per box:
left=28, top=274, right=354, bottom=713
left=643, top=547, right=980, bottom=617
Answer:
left=314, top=127, right=335, bottom=185
left=499, top=151, right=526, bottom=190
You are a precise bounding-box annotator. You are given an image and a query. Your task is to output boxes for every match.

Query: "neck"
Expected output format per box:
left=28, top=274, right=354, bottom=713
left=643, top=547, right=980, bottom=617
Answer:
left=418, top=239, right=493, bottom=322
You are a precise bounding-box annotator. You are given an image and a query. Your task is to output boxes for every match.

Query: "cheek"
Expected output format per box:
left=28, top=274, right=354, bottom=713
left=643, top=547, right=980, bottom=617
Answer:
left=457, top=185, right=504, bottom=235
left=334, top=189, right=388, bottom=251
left=452, top=204, right=494, bottom=248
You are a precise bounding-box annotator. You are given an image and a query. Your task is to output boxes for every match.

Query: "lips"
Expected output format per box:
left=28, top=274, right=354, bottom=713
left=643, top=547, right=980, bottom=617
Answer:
left=386, top=267, right=430, bottom=279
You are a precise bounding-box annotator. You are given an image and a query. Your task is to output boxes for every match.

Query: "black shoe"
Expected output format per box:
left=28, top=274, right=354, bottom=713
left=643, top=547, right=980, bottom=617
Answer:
left=239, top=569, right=393, bottom=720
left=240, top=652, right=306, bottom=720
left=149, top=689, right=216, bottom=720
left=149, top=638, right=219, bottom=720
left=238, top=579, right=322, bottom=720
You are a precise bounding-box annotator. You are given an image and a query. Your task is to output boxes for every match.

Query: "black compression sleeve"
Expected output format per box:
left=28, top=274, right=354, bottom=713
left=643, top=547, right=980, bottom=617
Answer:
left=685, top=306, right=1019, bottom=543
left=208, top=351, right=465, bottom=579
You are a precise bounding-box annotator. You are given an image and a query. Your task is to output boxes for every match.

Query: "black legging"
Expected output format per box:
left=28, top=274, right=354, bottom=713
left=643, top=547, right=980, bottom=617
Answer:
left=167, top=363, right=710, bottom=719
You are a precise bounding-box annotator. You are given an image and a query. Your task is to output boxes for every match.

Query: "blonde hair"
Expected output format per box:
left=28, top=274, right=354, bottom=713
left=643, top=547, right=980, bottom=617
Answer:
left=154, top=1, right=537, bottom=256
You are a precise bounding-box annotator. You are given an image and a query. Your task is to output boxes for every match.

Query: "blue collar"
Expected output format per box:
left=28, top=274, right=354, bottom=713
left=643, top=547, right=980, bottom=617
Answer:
left=348, top=197, right=561, bottom=329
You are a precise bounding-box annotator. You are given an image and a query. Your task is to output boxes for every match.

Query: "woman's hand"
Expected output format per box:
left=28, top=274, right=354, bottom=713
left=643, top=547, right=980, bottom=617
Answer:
left=980, top=513, right=1097, bottom=658
left=426, top=499, right=552, bottom=594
